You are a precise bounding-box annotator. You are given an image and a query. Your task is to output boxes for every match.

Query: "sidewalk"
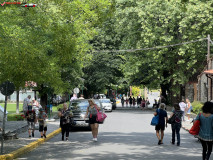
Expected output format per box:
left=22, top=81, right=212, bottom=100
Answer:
left=0, top=120, right=60, bottom=155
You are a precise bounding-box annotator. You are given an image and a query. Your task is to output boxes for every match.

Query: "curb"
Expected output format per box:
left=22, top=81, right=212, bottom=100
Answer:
left=0, top=128, right=61, bottom=160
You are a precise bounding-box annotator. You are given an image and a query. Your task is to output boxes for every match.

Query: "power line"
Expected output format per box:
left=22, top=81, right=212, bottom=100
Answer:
left=93, top=38, right=207, bottom=53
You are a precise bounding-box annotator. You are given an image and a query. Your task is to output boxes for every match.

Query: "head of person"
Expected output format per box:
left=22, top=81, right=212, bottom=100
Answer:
left=181, top=99, right=185, bottom=102
left=186, top=98, right=190, bottom=103
left=202, top=101, right=213, bottom=114
left=88, top=99, right=95, bottom=106
left=63, top=103, right=68, bottom=110
left=73, top=94, right=76, bottom=97
left=28, top=95, right=31, bottom=99
left=174, top=103, right=180, bottom=111
left=80, top=94, right=83, bottom=97
left=159, top=103, right=166, bottom=110
left=32, top=98, right=35, bottom=102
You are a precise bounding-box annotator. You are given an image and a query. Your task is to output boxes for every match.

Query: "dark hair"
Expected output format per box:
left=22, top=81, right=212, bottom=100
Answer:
left=202, top=101, right=213, bottom=114
left=174, top=103, right=180, bottom=111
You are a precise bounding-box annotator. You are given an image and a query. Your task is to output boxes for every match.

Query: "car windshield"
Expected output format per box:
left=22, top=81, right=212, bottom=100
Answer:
left=100, top=99, right=111, bottom=103
left=70, top=100, right=102, bottom=112
left=70, top=101, right=88, bottom=112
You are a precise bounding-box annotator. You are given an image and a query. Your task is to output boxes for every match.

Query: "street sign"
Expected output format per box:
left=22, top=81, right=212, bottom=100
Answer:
left=73, top=88, right=79, bottom=94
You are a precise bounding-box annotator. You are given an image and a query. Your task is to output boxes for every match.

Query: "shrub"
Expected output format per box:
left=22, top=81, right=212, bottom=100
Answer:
left=7, top=114, right=25, bottom=121
left=192, top=101, right=203, bottom=114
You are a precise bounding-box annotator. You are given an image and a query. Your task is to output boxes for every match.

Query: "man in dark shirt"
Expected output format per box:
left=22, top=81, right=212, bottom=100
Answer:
left=26, top=109, right=36, bottom=138
left=154, top=103, right=168, bottom=145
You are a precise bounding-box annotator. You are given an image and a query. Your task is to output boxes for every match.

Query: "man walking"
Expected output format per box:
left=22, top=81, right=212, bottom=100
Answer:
left=179, top=99, right=186, bottom=121
left=23, top=95, right=31, bottom=116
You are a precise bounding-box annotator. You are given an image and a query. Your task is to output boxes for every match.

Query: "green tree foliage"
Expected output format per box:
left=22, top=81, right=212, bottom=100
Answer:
left=0, top=0, right=111, bottom=104
left=111, top=0, right=213, bottom=103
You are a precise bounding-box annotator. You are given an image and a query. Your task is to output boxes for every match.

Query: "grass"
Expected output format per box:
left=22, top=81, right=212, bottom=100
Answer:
left=0, top=103, right=23, bottom=114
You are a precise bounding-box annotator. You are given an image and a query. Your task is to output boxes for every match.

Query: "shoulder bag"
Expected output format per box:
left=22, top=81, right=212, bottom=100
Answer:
left=189, top=113, right=201, bottom=135
left=151, top=109, right=160, bottom=126
left=94, top=105, right=107, bottom=123
left=168, top=111, right=176, bottom=124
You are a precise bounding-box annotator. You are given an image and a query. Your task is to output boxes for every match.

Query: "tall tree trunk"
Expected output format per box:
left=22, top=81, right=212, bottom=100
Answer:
left=16, top=90, right=19, bottom=114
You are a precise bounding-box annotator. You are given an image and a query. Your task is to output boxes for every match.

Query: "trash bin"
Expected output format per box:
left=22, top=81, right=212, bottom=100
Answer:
left=0, top=105, right=8, bottom=121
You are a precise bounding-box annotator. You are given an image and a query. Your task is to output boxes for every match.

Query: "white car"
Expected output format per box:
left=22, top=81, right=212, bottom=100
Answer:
left=99, top=99, right=112, bottom=112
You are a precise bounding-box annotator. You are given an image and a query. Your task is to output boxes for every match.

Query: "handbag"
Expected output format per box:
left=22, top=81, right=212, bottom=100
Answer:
left=94, top=105, right=107, bottom=122
left=189, top=113, right=201, bottom=135
left=168, top=112, right=176, bottom=124
left=151, top=109, right=159, bottom=126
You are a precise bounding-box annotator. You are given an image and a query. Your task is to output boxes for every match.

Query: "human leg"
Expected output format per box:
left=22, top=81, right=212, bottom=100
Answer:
left=176, top=124, right=181, bottom=145
left=65, top=124, right=70, bottom=139
left=206, top=141, right=213, bottom=160
left=160, top=130, right=164, bottom=144
left=94, top=123, right=99, bottom=138
left=171, top=124, right=175, bottom=144
left=43, top=126, right=47, bottom=138
left=90, top=124, right=95, bottom=138
left=39, top=125, right=44, bottom=138
left=200, top=139, right=207, bottom=160
left=61, top=125, right=65, bottom=140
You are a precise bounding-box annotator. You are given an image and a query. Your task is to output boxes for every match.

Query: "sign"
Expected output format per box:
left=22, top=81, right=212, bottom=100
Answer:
left=73, top=88, right=79, bottom=94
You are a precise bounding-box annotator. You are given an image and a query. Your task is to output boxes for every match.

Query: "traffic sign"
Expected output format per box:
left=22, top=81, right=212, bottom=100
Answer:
left=73, top=88, right=79, bottom=94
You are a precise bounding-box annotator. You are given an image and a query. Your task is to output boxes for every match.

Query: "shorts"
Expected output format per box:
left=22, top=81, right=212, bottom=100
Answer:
left=27, top=121, right=35, bottom=130
left=155, top=124, right=165, bottom=131
left=39, top=125, right=47, bottom=132
left=89, top=116, right=99, bottom=124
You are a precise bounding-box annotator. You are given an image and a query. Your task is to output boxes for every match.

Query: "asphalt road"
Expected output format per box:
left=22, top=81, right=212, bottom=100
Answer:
left=17, top=108, right=202, bottom=160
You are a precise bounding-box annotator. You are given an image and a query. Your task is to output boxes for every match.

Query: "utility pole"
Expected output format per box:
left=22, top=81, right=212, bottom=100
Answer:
left=207, top=34, right=211, bottom=101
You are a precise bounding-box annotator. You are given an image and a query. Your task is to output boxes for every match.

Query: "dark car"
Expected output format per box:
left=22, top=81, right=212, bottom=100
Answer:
left=69, top=99, right=104, bottom=129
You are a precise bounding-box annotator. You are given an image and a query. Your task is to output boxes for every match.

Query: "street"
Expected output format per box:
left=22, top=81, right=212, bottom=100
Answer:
left=18, top=108, right=202, bottom=160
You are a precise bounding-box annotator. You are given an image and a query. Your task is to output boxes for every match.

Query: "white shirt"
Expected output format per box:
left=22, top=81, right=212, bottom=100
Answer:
left=179, top=102, right=186, bottom=111
left=23, top=98, right=31, bottom=111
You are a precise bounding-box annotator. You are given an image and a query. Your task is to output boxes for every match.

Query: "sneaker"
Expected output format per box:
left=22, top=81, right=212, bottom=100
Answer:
left=41, top=136, right=43, bottom=138
left=66, top=138, right=68, bottom=141
left=32, top=132, right=34, bottom=137
left=177, top=143, right=180, bottom=146
left=43, top=134, right=46, bottom=138
left=158, top=140, right=161, bottom=145
left=29, top=135, right=31, bottom=138
left=170, top=141, right=175, bottom=145
left=94, top=138, right=97, bottom=142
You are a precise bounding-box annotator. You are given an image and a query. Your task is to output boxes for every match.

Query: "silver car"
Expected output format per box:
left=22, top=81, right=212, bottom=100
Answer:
left=99, top=99, right=112, bottom=112
left=69, top=99, right=104, bottom=128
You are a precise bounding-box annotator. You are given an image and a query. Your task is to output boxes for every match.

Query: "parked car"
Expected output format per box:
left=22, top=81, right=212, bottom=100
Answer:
left=99, top=99, right=112, bottom=112
left=69, top=99, right=104, bottom=129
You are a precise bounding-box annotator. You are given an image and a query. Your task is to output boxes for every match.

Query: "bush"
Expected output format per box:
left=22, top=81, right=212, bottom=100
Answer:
left=7, top=113, right=25, bottom=121
left=56, top=104, right=64, bottom=111
left=192, top=101, right=203, bottom=114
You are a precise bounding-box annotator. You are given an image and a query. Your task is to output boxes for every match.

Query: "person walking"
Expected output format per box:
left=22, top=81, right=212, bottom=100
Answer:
left=129, top=96, right=133, bottom=107
left=138, top=96, right=142, bottom=108
left=25, top=108, right=36, bottom=138
left=23, top=95, right=31, bottom=116
left=194, top=102, right=213, bottom=160
left=126, top=97, right=129, bottom=107
left=141, top=98, right=146, bottom=109
left=133, top=97, right=136, bottom=107
left=85, top=99, right=101, bottom=142
left=38, top=108, right=48, bottom=138
left=146, top=97, right=150, bottom=108
left=186, top=98, right=192, bottom=121
left=58, top=103, right=73, bottom=141
left=154, top=103, right=168, bottom=145
left=170, top=103, right=183, bottom=146
left=121, top=97, right=124, bottom=107
left=179, top=99, right=186, bottom=121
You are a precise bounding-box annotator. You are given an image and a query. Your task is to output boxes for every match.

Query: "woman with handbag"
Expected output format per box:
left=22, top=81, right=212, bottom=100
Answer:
left=169, top=103, right=183, bottom=146
left=154, top=103, right=168, bottom=145
left=194, top=102, right=213, bottom=160
left=85, top=99, right=101, bottom=142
